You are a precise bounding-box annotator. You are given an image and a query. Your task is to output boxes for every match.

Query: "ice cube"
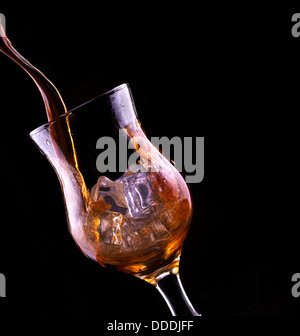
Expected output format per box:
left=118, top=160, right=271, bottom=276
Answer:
left=119, top=171, right=158, bottom=218
left=107, top=215, right=170, bottom=252
left=90, top=176, right=128, bottom=215
left=97, top=211, right=123, bottom=246
left=127, top=216, right=170, bottom=243
left=84, top=172, right=174, bottom=259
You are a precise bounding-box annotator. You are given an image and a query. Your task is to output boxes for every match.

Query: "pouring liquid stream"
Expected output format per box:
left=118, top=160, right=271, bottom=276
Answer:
left=0, top=18, right=65, bottom=121
left=0, top=19, right=88, bottom=209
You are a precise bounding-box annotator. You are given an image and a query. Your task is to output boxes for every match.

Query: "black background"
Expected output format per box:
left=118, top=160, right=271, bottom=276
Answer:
left=0, top=2, right=299, bottom=327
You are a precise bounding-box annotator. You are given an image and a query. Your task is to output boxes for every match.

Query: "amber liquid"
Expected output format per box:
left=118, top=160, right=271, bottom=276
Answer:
left=0, top=24, right=192, bottom=285
left=79, top=145, right=193, bottom=284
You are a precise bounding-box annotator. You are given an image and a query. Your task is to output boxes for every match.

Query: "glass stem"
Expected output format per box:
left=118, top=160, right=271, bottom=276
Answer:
left=156, top=273, right=201, bottom=316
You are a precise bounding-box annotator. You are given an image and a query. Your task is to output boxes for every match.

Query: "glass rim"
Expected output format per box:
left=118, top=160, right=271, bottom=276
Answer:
left=29, top=82, right=129, bottom=137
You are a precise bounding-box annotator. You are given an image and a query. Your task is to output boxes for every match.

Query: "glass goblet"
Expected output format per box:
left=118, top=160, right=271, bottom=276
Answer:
left=30, top=83, right=200, bottom=316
